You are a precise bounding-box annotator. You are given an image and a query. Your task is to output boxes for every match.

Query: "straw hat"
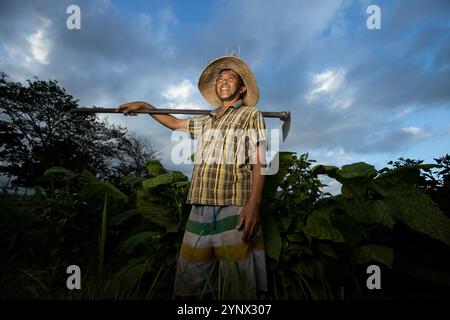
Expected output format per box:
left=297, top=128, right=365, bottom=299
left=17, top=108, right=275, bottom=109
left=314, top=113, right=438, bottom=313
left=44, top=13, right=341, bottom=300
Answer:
left=198, top=55, right=259, bottom=107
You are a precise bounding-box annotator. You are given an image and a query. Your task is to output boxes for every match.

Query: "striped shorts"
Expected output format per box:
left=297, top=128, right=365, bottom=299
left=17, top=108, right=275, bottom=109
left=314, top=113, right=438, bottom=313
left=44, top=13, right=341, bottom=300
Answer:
left=174, top=204, right=268, bottom=299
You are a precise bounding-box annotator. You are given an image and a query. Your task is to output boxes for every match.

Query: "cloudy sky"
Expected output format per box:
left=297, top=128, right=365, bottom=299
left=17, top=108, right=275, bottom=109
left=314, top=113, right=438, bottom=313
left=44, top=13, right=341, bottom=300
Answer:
left=1, top=0, right=449, bottom=192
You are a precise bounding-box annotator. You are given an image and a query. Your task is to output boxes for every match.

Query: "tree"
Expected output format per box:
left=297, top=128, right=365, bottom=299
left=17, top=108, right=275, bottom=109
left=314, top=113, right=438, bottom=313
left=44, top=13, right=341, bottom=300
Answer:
left=112, top=132, right=163, bottom=180
left=0, top=72, right=147, bottom=188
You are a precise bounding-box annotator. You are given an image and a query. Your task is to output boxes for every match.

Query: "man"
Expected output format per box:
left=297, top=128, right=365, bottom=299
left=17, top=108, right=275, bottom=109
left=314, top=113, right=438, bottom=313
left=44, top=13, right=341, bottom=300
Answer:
left=116, top=55, right=268, bottom=299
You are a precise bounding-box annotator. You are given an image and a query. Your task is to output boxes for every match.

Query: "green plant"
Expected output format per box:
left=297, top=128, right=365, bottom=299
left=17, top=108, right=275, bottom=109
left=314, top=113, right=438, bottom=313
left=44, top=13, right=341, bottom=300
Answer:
left=104, top=160, right=191, bottom=299
left=260, top=153, right=450, bottom=300
left=2, top=153, right=449, bottom=300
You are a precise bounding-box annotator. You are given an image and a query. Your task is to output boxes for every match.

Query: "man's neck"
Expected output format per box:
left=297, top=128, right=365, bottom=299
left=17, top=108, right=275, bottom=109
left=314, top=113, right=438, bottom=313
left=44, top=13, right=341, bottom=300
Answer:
left=220, top=97, right=241, bottom=110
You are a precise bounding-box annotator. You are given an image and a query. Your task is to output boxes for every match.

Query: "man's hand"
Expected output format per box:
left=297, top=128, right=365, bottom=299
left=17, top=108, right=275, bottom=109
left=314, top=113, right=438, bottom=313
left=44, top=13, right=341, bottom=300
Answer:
left=115, top=101, right=154, bottom=116
left=236, top=200, right=260, bottom=243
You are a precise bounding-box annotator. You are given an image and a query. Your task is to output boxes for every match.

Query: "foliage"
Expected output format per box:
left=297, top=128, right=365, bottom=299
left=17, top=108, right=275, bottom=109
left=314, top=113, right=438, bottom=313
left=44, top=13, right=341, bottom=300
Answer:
left=112, top=133, right=163, bottom=184
left=88, top=160, right=190, bottom=299
left=0, top=166, right=127, bottom=298
left=0, top=72, right=159, bottom=189
left=258, top=153, right=450, bottom=300
left=1, top=152, right=449, bottom=300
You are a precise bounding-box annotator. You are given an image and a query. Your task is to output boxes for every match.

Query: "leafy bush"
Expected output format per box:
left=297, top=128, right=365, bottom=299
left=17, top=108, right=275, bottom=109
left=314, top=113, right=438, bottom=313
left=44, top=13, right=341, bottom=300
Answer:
left=1, top=153, right=449, bottom=300
left=260, top=153, right=450, bottom=300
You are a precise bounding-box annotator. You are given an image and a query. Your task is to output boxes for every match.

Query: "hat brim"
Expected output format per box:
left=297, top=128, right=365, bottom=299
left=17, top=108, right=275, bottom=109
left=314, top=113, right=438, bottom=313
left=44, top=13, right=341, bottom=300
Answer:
left=198, top=56, right=259, bottom=107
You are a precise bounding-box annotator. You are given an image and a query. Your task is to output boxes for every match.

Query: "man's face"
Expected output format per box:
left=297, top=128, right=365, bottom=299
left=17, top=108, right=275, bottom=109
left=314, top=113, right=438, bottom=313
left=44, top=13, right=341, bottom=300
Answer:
left=215, top=69, right=246, bottom=102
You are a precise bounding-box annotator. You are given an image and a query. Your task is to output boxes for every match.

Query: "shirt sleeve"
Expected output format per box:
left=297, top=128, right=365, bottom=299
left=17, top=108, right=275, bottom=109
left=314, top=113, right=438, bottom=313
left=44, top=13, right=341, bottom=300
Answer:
left=248, top=109, right=267, bottom=152
left=188, top=115, right=209, bottom=140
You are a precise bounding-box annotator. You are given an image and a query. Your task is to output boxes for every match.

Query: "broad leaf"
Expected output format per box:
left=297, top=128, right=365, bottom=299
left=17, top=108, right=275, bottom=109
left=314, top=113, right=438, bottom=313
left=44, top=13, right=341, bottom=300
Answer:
left=303, top=210, right=345, bottom=242
left=174, top=181, right=190, bottom=188
left=352, top=245, right=393, bottom=268
left=340, top=163, right=376, bottom=179
left=110, top=209, right=141, bottom=226
left=121, top=176, right=146, bottom=187
left=345, top=200, right=396, bottom=229
left=389, top=187, right=450, bottom=246
left=374, top=164, right=440, bottom=194
left=119, top=231, right=162, bottom=255
left=142, top=172, right=187, bottom=190
left=146, top=160, right=167, bottom=176
left=313, top=163, right=376, bottom=197
left=35, top=167, right=74, bottom=182
left=317, top=243, right=337, bottom=259
left=263, top=152, right=295, bottom=196
left=80, top=180, right=128, bottom=204
left=136, top=189, right=178, bottom=232
left=261, top=213, right=282, bottom=261
left=311, top=165, right=339, bottom=179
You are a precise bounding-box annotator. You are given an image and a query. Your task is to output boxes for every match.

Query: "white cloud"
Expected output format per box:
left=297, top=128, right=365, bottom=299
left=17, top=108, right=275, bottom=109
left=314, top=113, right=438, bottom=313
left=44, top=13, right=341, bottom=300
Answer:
left=306, top=67, right=353, bottom=109
left=25, top=18, right=51, bottom=65
left=310, top=68, right=345, bottom=96
left=393, top=106, right=414, bottom=119
left=162, top=79, right=195, bottom=102
left=401, top=127, right=420, bottom=135
left=310, top=147, right=353, bottom=167
left=1, top=0, right=446, bottom=164
left=161, top=79, right=205, bottom=111
left=155, top=6, right=178, bottom=58
left=401, top=126, right=434, bottom=139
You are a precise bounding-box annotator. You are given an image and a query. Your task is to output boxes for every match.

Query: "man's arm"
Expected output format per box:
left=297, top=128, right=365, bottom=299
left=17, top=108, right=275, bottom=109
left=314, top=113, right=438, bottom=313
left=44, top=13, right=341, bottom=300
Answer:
left=116, top=101, right=188, bottom=131
left=237, top=142, right=266, bottom=243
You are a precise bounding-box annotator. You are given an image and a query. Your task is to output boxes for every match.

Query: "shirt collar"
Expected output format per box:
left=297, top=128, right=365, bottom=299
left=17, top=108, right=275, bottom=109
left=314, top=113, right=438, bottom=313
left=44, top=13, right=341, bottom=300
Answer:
left=230, top=99, right=243, bottom=109
left=210, top=99, right=244, bottom=117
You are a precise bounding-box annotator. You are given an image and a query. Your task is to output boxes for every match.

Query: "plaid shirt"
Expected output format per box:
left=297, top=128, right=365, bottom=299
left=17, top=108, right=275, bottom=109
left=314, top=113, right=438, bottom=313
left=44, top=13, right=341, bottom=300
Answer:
left=186, top=99, right=267, bottom=206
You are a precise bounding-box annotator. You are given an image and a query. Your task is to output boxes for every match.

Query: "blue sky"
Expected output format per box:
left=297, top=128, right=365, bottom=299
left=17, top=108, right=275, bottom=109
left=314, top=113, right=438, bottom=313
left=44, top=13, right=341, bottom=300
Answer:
left=1, top=0, right=449, bottom=192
